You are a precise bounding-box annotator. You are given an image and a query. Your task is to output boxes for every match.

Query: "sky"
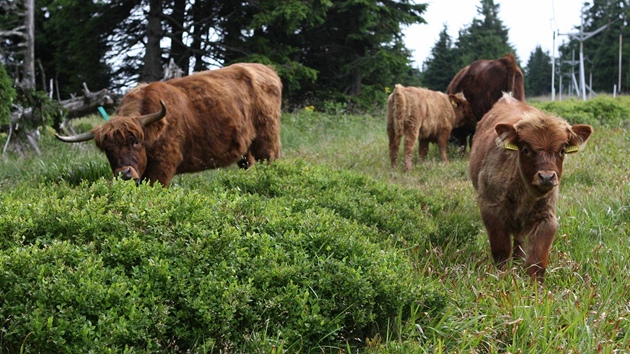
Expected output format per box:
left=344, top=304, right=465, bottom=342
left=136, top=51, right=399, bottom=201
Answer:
left=403, top=0, right=586, bottom=68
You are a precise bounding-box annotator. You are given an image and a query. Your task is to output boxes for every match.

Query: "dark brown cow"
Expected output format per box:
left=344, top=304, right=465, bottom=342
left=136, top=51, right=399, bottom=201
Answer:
left=56, top=63, right=282, bottom=186
left=387, top=84, right=474, bottom=171
left=469, top=93, right=593, bottom=282
left=447, top=53, right=525, bottom=153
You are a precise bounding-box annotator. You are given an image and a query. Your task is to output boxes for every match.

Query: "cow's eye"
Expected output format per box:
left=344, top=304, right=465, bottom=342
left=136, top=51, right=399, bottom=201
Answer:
left=521, top=146, right=531, bottom=156
left=127, top=136, right=139, bottom=147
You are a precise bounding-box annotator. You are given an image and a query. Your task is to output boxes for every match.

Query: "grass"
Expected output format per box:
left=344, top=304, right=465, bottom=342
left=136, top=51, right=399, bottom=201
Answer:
left=0, top=99, right=629, bottom=352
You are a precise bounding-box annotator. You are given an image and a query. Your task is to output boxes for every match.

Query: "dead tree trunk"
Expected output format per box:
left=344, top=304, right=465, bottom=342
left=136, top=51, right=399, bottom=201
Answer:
left=3, top=83, right=116, bottom=156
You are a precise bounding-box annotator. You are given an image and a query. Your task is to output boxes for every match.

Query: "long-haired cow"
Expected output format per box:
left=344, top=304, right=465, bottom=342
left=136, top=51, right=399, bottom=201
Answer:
left=469, top=93, right=593, bottom=282
left=56, top=63, right=282, bottom=186
left=387, top=84, right=474, bottom=171
left=447, top=53, right=525, bottom=153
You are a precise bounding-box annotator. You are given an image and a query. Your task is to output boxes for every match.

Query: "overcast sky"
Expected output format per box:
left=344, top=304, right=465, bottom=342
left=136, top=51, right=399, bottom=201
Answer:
left=403, top=0, right=586, bottom=68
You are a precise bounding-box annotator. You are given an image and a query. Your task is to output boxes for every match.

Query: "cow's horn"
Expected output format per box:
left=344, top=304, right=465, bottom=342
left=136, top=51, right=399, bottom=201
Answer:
left=54, top=130, right=95, bottom=143
left=140, top=100, right=167, bottom=126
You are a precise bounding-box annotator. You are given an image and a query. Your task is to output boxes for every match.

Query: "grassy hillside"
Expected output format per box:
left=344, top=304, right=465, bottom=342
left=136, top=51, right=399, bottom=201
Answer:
left=0, top=96, right=628, bottom=352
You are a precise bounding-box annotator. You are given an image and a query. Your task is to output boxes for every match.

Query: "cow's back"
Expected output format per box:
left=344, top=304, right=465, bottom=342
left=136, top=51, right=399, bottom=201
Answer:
left=450, top=54, right=525, bottom=121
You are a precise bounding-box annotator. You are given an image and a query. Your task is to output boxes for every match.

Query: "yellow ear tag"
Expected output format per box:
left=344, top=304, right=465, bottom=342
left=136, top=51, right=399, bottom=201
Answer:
left=566, top=145, right=579, bottom=153
left=504, top=142, right=519, bottom=151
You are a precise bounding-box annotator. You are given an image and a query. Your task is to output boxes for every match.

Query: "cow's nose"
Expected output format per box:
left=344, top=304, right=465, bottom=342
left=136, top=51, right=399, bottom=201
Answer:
left=118, top=167, right=134, bottom=180
left=536, top=171, right=557, bottom=187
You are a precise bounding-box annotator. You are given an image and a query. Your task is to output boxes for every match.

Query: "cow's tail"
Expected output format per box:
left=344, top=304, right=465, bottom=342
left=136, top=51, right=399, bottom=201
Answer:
left=390, top=84, right=406, bottom=136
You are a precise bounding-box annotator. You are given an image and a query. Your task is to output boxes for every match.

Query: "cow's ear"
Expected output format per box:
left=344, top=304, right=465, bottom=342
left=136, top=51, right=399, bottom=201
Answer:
left=449, top=93, right=464, bottom=108
left=495, top=123, right=519, bottom=150
left=449, top=95, right=459, bottom=108
left=567, top=124, right=593, bottom=153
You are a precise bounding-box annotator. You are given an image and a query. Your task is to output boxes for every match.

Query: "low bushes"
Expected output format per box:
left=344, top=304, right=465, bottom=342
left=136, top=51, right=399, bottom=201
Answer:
left=0, top=161, right=447, bottom=352
left=532, top=95, right=630, bottom=128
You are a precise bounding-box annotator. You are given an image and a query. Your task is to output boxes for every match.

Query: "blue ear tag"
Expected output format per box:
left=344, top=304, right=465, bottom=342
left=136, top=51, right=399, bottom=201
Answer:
left=97, top=106, right=109, bottom=121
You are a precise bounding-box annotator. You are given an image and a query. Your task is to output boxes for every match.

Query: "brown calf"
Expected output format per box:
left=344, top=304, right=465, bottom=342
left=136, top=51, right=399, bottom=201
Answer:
left=469, top=93, right=593, bottom=282
left=387, top=84, right=473, bottom=171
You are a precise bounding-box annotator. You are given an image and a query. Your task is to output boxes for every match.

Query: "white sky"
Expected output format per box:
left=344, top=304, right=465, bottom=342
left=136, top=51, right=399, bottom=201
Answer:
left=403, top=0, right=585, bottom=68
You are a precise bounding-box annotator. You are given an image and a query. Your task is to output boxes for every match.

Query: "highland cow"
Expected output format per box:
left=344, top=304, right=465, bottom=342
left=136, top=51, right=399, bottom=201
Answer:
left=447, top=53, right=526, bottom=153
left=56, top=63, right=283, bottom=186
left=469, top=93, right=593, bottom=282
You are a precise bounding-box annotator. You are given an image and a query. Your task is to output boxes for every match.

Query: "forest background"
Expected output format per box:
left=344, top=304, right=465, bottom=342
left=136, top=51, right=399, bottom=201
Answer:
left=2, top=0, right=629, bottom=126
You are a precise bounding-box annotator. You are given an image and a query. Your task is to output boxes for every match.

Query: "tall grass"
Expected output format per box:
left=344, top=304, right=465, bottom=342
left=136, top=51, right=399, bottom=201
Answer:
left=0, top=99, right=628, bottom=352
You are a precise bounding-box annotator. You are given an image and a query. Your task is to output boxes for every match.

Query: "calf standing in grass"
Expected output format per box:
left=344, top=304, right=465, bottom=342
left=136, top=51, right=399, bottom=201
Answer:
left=469, top=93, right=593, bottom=282
left=387, top=84, right=474, bottom=171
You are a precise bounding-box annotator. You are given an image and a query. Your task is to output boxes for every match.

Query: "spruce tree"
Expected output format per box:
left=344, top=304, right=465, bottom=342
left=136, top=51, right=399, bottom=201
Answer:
left=525, top=46, right=552, bottom=97
left=421, top=24, right=458, bottom=91
left=582, top=0, right=626, bottom=92
left=455, top=0, right=517, bottom=66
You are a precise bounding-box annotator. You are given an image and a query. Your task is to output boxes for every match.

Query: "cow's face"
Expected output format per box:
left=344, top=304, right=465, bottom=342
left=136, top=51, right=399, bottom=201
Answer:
left=94, top=119, right=148, bottom=183
left=54, top=100, right=167, bottom=184
left=449, top=93, right=475, bottom=128
left=496, top=117, right=593, bottom=195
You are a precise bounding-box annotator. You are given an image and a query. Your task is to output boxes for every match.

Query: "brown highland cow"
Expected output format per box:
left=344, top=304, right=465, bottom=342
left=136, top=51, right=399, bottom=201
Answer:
left=469, top=93, right=593, bottom=282
left=56, top=63, right=282, bottom=186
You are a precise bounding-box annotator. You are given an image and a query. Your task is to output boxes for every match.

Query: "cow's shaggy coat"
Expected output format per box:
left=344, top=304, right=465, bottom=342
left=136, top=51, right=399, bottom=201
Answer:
left=469, top=93, right=593, bottom=282
left=447, top=53, right=525, bottom=152
left=57, top=63, right=282, bottom=186
left=387, top=84, right=474, bottom=171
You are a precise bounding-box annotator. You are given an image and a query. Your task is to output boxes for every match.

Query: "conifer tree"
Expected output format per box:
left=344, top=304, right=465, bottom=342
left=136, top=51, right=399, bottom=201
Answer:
left=421, top=24, right=458, bottom=91
left=455, top=0, right=517, bottom=66
left=525, top=46, right=552, bottom=96
left=581, top=0, right=626, bottom=92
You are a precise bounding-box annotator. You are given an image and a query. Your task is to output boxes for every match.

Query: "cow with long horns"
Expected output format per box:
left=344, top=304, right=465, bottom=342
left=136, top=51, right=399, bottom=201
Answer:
left=56, top=63, right=283, bottom=186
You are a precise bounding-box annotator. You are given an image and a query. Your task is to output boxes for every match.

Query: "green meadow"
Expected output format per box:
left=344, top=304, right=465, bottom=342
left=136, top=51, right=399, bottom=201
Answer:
left=0, top=95, right=628, bottom=353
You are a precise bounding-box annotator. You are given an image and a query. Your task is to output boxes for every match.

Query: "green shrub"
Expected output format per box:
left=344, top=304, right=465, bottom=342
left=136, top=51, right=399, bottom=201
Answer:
left=533, top=95, right=630, bottom=128
left=0, top=162, right=445, bottom=352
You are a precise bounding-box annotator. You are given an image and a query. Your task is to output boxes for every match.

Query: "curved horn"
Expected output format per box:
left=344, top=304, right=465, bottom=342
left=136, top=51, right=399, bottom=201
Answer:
left=140, top=100, right=167, bottom=126
left=54, top=130, right=95, bottom=143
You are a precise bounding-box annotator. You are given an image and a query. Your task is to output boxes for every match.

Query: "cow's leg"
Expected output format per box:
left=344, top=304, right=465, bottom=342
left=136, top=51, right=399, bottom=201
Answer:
left=438, top=130, right=450, bottom=162
left=524, top=220, right=558, bottom=283
left=142, top=161, right=178, bottom=187
left=250, top=119, right=281, bottom=163
left=512, top=236, right=526, bottom=260
left=480, top=208, right=512, bottom=269
left=403, top=129, right=419, bottom=171
left=237, top=152, right=255, bottom=169
left=387, top=122, right=402, bottom=168
left=418, top=139, right=430, bottom=162
left=450, top=127, right=468, bottom=155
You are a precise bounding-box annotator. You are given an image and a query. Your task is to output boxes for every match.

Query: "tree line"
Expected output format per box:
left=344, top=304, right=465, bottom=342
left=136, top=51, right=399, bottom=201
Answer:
left=422, top=0, right=630, bottom=98
left=2, top=0, right=626, bottom=124
left=1, top=0, right=426, bottom=112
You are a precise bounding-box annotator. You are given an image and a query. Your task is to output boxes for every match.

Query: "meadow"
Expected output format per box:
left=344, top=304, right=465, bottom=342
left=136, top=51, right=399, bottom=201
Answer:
left=0, top=95, right=628, bottom=353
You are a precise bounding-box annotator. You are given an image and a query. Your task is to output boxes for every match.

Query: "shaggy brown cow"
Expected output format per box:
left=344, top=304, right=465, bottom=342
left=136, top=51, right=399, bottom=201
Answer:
left=56, top=63, right=282, bottom=186
left=447, top=53, right=525, bottom=153
left=387, top=84, right=474, bottom=171
left=469, top=93, right=593, bottom=282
